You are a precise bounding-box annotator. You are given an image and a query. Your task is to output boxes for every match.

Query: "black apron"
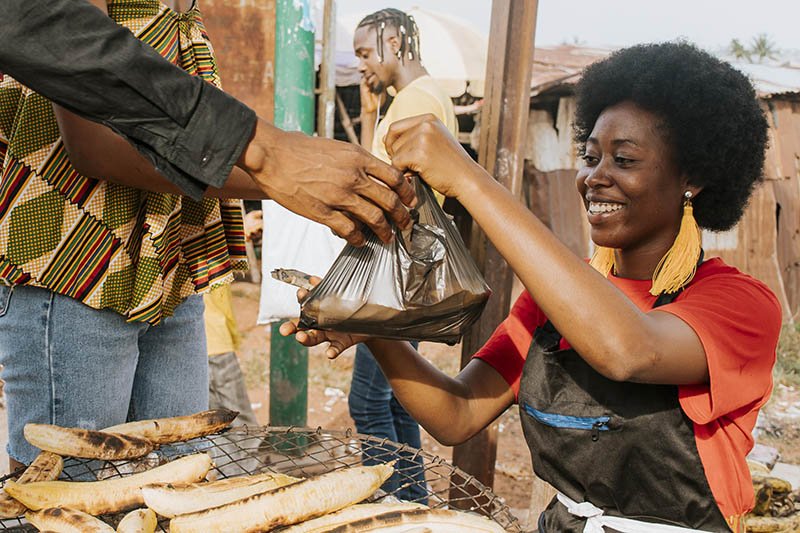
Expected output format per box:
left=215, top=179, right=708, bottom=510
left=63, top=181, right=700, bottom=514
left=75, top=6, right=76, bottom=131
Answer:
left=519, top=289, right=734, bottom=532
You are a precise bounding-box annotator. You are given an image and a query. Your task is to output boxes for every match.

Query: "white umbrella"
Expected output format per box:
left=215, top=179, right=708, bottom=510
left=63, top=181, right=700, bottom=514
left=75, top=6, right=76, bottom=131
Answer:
left=335, top=7, right=487, bottom=97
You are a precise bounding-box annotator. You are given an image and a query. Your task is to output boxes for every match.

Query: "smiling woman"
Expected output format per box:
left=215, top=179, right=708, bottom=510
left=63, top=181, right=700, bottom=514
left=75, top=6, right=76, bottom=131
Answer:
left=282, top=41, right=780, bottom=532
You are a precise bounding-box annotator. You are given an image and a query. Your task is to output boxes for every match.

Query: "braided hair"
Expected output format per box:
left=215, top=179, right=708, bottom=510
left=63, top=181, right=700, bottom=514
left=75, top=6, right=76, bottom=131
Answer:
left=356, top=8, right=421, bottom=64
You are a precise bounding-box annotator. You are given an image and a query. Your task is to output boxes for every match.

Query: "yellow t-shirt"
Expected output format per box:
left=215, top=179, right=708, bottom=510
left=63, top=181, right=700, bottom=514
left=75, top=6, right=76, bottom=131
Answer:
left=371, top=76, right=458, bottom=205
left=204, top=284, right=241, bottom=357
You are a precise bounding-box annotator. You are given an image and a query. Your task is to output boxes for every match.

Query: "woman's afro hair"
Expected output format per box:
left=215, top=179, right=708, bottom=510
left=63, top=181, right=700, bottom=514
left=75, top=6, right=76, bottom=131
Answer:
left=573, top=41, right=768, bottom=231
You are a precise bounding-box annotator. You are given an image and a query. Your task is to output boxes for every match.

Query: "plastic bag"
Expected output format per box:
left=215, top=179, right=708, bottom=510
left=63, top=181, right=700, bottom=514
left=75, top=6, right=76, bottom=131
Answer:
left=298, top=177, right=491, bottom=344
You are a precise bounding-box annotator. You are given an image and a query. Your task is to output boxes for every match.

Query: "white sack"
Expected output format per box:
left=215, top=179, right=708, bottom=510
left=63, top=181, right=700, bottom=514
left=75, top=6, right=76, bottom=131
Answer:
left=257, top=201, right=344, bottom=323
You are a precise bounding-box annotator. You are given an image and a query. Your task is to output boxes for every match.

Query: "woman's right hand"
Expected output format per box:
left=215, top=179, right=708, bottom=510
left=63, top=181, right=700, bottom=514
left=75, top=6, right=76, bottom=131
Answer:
left=384, top=114, right=488, bottom=200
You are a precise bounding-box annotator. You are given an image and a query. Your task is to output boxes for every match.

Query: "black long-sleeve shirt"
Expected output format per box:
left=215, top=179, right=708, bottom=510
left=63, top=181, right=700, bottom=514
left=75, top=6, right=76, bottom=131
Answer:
left=0, top=0, right=256, bottom=199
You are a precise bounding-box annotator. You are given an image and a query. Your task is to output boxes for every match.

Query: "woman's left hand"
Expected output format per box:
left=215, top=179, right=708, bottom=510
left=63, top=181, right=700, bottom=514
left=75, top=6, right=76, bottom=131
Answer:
left=279, top=319, right=365, bottom=359
left=278, top=281, right=368, bottom=359
left=384, top=114, right=486, bottom=200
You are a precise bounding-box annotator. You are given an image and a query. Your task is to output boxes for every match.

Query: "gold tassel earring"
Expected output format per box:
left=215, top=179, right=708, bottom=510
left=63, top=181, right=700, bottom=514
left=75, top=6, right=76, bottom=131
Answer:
left=650, top=191, right=702, bottom=296
left=589, top=246, right=616, bottom=277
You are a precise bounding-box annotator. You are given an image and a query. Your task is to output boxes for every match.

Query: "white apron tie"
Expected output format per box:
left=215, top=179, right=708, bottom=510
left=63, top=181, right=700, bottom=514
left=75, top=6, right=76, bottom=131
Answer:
left=557, top=492, right=714, bottom=533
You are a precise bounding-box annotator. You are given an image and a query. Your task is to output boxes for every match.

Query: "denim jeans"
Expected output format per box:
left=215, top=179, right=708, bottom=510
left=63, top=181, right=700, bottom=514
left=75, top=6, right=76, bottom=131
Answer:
left=349, top=342, right=427, bottom=502
left=0, top=285, right=208, bottom=464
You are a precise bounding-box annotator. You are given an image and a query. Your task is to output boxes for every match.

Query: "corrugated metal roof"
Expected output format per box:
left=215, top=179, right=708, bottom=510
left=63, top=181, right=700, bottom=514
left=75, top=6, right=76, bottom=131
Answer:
left=729, top=61, right=800, bottom=97
left=530, top=46, right=610, bottom=96
left=530, top=45, right=800, bottom=98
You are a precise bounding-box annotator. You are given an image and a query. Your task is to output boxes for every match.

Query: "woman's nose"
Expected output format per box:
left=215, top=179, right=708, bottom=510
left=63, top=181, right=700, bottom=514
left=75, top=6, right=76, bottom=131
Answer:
left=583, top=161, right=613, bottom=189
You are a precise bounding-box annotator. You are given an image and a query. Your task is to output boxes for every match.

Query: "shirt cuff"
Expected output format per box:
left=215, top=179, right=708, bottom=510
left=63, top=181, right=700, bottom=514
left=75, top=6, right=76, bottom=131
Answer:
left=168, top=82, right=257, bottom=193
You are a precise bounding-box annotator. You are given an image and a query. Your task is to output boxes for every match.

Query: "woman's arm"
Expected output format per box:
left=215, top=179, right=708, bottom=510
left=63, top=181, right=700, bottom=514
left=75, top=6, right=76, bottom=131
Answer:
left=281, top=324, right=515, bottom=445
left=365, top=339, right=515, bottom=445
left=385, top=115, right=710, bottom=386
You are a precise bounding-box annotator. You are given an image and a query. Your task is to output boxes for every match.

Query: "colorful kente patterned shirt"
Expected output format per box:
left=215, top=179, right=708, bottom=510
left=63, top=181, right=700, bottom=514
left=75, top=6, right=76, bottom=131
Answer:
left=0, top=0, right=246, bottom=324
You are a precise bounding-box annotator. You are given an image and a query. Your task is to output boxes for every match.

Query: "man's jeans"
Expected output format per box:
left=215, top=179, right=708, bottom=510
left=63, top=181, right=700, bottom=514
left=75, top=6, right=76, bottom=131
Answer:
left=349, top=342, right=427, bottom=502
left=0, top=284, right=208, bottom=464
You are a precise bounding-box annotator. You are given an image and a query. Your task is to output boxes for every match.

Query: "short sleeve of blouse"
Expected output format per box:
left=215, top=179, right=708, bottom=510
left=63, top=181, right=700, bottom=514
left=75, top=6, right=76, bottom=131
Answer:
left=657, top=269, right=781, bottom=424
left=472, top=291, right=547, bottom=398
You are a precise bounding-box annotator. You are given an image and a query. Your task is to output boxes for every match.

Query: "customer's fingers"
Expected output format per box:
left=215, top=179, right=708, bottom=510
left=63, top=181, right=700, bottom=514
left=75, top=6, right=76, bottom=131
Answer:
left=361, top=154, right=416, bottom=208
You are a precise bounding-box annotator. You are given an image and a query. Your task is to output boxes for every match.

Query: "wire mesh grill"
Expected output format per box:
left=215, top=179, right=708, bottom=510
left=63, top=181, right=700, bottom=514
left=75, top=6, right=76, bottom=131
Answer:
left=0, top=425, right=522, bottom=532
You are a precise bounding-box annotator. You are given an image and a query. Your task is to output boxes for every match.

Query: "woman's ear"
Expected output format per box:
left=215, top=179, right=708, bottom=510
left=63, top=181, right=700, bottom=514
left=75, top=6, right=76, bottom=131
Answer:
left=686, top=184, right=704, bottom=199
left=681, top=175, right=704, bottom=199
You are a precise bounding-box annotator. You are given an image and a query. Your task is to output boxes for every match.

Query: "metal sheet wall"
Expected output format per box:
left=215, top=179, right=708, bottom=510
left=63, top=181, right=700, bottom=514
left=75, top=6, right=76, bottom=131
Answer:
left=202, top=0, right=276, bottom=121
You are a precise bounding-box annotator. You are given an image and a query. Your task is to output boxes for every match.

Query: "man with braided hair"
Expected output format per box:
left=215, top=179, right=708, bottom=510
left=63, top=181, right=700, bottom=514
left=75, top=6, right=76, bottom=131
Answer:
left=355, top=9, right=458, bottom=172
left=349, top=8, right=458, bottom=502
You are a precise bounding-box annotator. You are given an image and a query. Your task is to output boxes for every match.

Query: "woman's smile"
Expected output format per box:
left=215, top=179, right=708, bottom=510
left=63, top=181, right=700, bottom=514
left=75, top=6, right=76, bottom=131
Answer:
left=587, top=200, right=625, bottom=218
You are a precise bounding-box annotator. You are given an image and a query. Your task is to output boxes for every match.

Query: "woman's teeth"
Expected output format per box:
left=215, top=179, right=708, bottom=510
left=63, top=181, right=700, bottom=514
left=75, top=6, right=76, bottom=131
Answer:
left=588, top=202, right=624, bottom=215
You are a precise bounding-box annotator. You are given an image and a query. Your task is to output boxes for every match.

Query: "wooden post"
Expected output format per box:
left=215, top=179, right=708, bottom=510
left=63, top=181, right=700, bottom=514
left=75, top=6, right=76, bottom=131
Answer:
left=316, top=0, right=336, bottom=138
left=335, top=92, right=360, bottom=145
left=451, top=0, right=538, bottom=496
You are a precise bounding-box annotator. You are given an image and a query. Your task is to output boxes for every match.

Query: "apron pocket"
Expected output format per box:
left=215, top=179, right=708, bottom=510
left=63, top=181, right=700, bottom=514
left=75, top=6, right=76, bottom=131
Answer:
left=522, top=402, right=613, bottom=441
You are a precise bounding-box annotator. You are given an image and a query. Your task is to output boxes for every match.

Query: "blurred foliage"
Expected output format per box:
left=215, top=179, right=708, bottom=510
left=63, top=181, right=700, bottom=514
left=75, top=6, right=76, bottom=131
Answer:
left=728, top=33, right=779, bottom=63
left=775, top=323, right=800, bottom=389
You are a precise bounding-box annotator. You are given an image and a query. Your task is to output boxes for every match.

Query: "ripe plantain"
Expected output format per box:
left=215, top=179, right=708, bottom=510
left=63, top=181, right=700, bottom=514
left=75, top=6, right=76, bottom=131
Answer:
left=278, top=503, right=429, bottom=532
left=169, top=462, right=395, bottom=533
left=310, top=508, right=507, bottom=532
left=26, top=507, right=115, bottom=533
left=24, top=424, right=155, bottom=460
left=0, top=451, right=63, bottom=518
left=103, top=409, right=238, bottom=444
left=142, top=471, right=299, bottom=518
left=4, top=453, right=212, bottom=515
left=116, top=508, right=158, bottom=533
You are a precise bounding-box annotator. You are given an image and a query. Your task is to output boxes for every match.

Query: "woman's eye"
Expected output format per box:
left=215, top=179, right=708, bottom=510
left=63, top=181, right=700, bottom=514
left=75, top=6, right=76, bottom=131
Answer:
left=582, top=154, right=599, bottom=165
left=615, top=156, right=634, bottom=165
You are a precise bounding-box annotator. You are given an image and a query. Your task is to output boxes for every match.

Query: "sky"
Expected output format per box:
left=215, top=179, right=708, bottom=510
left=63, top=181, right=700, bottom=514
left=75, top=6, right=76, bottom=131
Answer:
left=337, top=0, right=799, bottom=53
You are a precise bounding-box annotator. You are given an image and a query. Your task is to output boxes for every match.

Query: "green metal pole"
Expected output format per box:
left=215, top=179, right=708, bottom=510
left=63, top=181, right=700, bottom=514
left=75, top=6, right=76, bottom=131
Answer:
left=270, top=0, right=314, bottom=428
left=269, top=322, right=307, bottom=427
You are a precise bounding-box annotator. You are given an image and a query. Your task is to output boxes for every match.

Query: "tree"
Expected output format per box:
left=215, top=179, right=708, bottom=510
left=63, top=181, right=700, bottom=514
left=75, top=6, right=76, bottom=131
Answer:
left=728, top=34, right=779, bottom=64
left=750, top=33, right=778, bottom=63
left=729, top=38, right=751, bottom=62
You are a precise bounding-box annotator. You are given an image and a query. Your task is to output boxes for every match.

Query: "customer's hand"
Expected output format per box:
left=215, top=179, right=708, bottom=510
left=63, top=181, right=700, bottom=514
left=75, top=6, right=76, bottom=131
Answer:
left=238, top=119, right=416, bottom=246
left=385, top=114, right=485, bottom=201
left=279, top=280, right=368, bottom=359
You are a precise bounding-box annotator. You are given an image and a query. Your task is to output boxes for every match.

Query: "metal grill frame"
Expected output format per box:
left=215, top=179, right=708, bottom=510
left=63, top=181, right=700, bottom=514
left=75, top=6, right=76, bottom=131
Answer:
left=0, top=426, right=522, bottom=532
